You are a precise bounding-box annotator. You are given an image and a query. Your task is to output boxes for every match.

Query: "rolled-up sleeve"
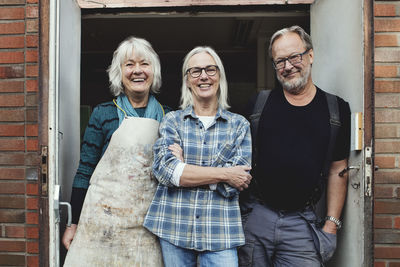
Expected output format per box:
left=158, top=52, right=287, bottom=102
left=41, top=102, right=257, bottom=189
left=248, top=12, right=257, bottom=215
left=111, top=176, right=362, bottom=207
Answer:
left=152, top=112, right=182, bottom=187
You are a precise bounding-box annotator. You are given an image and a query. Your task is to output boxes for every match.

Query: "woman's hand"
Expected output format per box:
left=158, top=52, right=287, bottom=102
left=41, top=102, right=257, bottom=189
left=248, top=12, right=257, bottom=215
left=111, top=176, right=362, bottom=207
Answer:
left=62, top=224, right=78, bottom=250
left=225, top=165, right=252, bottom=191
left=168, top=143, right=184, bottom=162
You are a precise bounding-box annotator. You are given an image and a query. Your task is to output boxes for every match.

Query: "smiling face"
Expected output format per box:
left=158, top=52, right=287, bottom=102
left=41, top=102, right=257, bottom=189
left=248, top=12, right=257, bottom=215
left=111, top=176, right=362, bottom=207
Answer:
left=186, top=52, right=220, bottom=106
left=121, top=50, right=154, bottom=99
left=272, top=32, right=313, bottom=95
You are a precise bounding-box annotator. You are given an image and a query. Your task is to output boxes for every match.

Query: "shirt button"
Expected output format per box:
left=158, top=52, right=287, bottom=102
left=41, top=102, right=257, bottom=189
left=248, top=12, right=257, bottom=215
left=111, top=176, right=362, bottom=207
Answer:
left=200, top=126, right=203, bottom=129
left=196, top=215, right=200, bottom=219
left=203, top=142, right=206, bottom=144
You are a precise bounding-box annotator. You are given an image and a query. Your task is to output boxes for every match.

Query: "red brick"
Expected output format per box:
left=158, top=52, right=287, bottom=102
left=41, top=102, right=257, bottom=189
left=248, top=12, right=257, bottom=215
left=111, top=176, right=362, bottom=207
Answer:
left=389, top=262, right=400, bottom=267
left=0, top=195, right=24, bottom=208
left=376, top=80, right=400, bottom=93
left=27, top=255, right=39, bottom=267
left=27, top=241, right=39, bottom=253
left=375, top=65, right=398, bottom=78
left=0, top=168, right=25, bottom=180
left=26, top=226, right=38, bottom=238
left=375, top=34, right=398, bottom=47
left=26, top=49, right=38, bottom=63
left=27, top=197, right=38, bottom=210
left=0, top=7, right=24, bottom=19
left=26, top=108, right=38, bottom=122
left=0, top=22, right=25, bottom=34
left=376, top=49, right=400, bottom=62
left=395, top=217, right=400, bottom=229
left=27, top=0, right=39, bottom=3
left=24, top=152, right=40, bottom=165
left=26, top=124, right=38, bottom=136
left=0, top=255, right=25, bottom=266
left=375, top=18, right=400, bottom=32
left=26, top=6, right=38, bottom=18
left=0, top=240, right=25, bottom=252
left=0, top=139, right=24, bottom=151
left=26, top=19, right=38, bottom=33
left=27, top=93, right=38, bottom=106
left=5, top=226, right=24, bottom=238
left=0, top=109, right=25, bottom=122
left=26, top=64, right=39, bottom=77
left=375, top=216, right=393, bottom=229
left=0, top=65, right=24, bottom=78
left=0, top=94, right=24, bottom=107
left=0, top=181, right=25, bottom=194
left=375, top=246, right=400, bottom=259
left=375, top=171, right=400, bottom=184
left=26, top=183, right=38, bottom=195
left=376, top=125, right=398, bottom=138
left=375, top=200, right=400, bottom=214
left=376, top=94, right=400, bottom=107
left=376, top=156, right=396, bottom=168
left=375, top=262, right=386, bottom=267
left=0, top=153, right=24, bottom=165
left=0, top=36, right=24, bottom=48
left=375, top=3, right=397, bottom=17
left=26, top=79, right=38, bottom=92
left=27, top=139, right=38, bottom=151
left=0, top=0, right=25, bottom=4
left=376, top=109, right=400, bottom=123
left=26, top=211, right=38, bottom=224
left=0, top=80, right=24, bottom=93
left=0, top=210, right=24, bottom=223
left=26, top=35, right=38, bottom=48
left=0, top=125, right=24, bottom=136
left=376, top=185, right=394, bottom=198
left=376, top=140, right=400, bottom=153
left=375, top=229, right=400, bottom=244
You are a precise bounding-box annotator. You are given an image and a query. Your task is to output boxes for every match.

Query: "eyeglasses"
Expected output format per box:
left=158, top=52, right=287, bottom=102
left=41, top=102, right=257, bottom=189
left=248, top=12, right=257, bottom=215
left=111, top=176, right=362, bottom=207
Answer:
left=272, top=49, right=310, bottom=70
left=186, top=65, right=219, bottom=78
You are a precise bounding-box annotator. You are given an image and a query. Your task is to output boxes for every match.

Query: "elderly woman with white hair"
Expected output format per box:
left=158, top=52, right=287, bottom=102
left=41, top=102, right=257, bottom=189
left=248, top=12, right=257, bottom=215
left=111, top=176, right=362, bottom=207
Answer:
left=62, top=36, right=169, bottom=266
left=144, top=46, right=252, bottom=267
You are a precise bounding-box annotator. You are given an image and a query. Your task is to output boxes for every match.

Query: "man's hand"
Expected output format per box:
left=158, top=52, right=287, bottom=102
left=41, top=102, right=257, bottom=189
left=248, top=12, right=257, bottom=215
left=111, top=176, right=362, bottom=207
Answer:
left=322, top=220, right=337, bottom=234
left=225, top=165, right=252, bottom=191
left=62, top=224, right=77, bottom=250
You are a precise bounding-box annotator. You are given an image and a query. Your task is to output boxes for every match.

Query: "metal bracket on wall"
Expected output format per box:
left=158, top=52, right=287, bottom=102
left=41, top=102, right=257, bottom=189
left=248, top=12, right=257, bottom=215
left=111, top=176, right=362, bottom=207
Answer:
left=41, top=146, right=48, bottom=195
left=364, top=146, right=372, bottom=197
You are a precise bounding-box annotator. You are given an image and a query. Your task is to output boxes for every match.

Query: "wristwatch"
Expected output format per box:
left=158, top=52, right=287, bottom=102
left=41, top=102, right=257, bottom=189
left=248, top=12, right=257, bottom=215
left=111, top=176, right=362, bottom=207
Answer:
left=325, top=216, right=342, bottom=230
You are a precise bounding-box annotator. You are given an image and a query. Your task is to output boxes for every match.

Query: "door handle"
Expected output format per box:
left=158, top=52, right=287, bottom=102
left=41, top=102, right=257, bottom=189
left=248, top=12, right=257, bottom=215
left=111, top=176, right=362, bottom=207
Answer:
left=54, top=185, right=72, bottom=227
left=338, top=165, right=360, bottom=177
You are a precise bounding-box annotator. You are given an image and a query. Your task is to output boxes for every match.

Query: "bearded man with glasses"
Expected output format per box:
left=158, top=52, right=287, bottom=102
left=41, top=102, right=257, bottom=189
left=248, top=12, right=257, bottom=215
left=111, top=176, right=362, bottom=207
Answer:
left=238, top=26, right=351, bottom=267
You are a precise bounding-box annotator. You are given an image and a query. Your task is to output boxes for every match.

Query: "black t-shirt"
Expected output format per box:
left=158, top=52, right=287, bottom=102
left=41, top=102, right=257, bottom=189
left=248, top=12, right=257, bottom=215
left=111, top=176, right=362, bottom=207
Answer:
left=249, top=87, right=351, bottom=211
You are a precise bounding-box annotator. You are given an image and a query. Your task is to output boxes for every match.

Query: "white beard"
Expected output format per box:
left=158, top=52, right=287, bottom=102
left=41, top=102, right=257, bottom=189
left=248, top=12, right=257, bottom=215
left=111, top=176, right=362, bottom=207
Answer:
left=277, top=64, right=311, bottom=95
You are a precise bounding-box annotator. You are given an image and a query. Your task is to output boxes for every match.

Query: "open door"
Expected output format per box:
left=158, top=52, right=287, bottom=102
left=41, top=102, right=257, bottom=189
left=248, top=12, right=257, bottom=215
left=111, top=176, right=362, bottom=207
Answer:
left=48, top=0, right=81, bottom=266
left=311, top=0, right=372, bottom=266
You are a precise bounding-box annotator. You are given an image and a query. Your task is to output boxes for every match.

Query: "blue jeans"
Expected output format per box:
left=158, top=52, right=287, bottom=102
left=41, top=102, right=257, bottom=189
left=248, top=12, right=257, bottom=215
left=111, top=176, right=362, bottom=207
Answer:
left=159, top=238, right=238, bottom=267
left=238, top=202, right=336, bottom=267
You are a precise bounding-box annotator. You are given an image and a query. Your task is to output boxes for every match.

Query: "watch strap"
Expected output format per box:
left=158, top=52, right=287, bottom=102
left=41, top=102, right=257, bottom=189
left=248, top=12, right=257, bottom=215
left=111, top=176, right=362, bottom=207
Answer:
left=325, top=215, right=342, bottom=229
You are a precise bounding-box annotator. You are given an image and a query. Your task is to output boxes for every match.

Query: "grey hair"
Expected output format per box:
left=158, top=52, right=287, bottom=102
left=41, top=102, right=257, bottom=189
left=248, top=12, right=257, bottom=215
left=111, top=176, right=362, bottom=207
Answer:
left=268, top=25, right=313, bottom=58
left=180, top=46, right=230, bottom=110
left=107, top=36, right=162, bottom=96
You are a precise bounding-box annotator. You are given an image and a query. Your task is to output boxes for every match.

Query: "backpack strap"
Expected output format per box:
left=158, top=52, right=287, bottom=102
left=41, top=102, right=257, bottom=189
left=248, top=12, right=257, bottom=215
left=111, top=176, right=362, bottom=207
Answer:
left=249, top=90, right=271, bottom=168
left=321, top=91, right=341, bottom=179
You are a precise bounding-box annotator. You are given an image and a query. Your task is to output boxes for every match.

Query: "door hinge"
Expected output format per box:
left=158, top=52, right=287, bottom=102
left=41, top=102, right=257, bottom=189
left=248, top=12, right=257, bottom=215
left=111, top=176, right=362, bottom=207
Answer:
left=364, top=146, right=372, bottom=197
left=41, top=146, right=48, bottom=196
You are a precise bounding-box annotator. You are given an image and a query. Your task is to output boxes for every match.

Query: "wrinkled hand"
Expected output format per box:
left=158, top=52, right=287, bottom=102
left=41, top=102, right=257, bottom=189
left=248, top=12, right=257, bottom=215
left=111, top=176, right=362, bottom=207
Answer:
left=225, top=165, right=252, bottom=191
left=62, top=224, right=77, bottom=250
left=168, top=143, right=184, bottom=162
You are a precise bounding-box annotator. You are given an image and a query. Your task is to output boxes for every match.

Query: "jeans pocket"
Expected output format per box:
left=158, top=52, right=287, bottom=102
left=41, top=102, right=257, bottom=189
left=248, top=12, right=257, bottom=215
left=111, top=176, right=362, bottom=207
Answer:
left=317, top=229, right=337, bottom=262
left=238, top=240, right=255, bottom=267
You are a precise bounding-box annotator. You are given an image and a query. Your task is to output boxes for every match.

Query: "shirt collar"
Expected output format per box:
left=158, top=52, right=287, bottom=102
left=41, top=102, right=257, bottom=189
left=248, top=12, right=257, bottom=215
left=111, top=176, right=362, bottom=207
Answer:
left=182, top=106, right=229, bottom=121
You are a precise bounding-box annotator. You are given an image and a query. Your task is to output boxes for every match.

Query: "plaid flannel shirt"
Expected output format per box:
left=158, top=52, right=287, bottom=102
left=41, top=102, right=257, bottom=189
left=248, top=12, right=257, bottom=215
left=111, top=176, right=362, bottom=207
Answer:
left=144, top=106, right=251, bottom=251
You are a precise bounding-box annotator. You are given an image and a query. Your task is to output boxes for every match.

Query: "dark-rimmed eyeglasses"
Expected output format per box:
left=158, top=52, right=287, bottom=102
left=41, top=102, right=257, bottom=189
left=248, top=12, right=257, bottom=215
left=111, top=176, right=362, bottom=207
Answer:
left=272, top=49, right=310, bottom=70
left=185, top=65, right=219, bottom=78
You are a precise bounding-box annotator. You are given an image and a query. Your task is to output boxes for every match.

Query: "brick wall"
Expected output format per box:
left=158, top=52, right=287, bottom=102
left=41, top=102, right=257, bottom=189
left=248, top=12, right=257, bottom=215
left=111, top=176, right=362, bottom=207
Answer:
left=374, top=0, right=400, bottom=266
left=0, top=0, right=40, bottom=266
